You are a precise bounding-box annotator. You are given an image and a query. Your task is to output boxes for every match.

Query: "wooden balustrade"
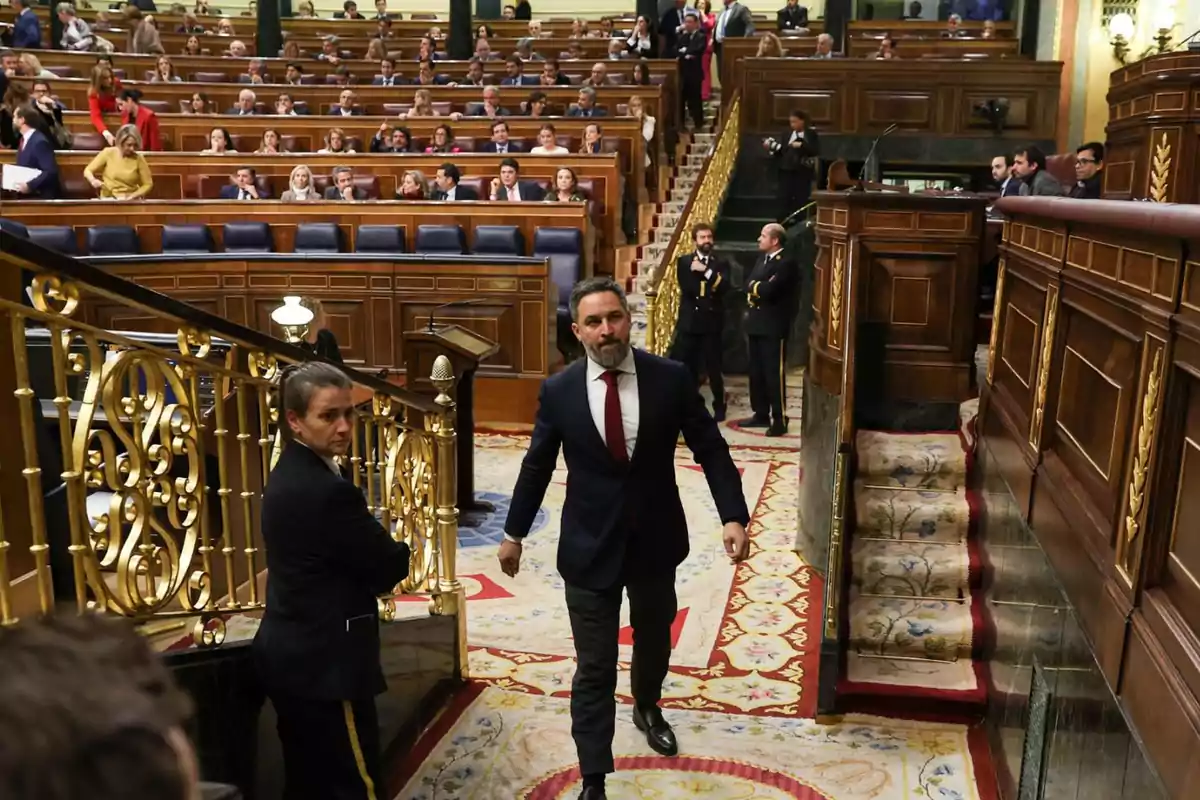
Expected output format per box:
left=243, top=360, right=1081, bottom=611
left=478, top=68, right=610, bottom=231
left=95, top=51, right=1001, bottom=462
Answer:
left=982, top=197, right=1200, bottom=800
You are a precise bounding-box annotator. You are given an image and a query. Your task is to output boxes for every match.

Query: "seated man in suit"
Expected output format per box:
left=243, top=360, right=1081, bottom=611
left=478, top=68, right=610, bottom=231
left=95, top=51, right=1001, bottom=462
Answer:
left=1014, top=145, right=1065, bottom=197
left=992, top=153, right=1019, bottom=196
left=328, top=89, right=364, bottom=116
left=219, top=166, right=271, bottom=200
left=488, top=157, right=545, bottom=201
left=464, top=86, right=511, bottom=117
left=479, top=119, right=523, bottom=154
left=431, top=163, right=479, bottom=200
left=373, top=57, right=402, bottom=86
left=323, top=166, right=369, bottom=200
left=284, top=63, right=306, bottom=85
left=334, top=0, right=366, bottom=17
left=411, top=58, right=451, bottom=86
left=813, top=33, right=839, bottom=57
left=456, top=57, right=489, bottom=87
left=225, top=88, right=259, bottom=116
left=501, top=55, right=537, bottom=86
left=1069, top=142, right=1103, bottom=199
left=777, top=0, right=808, bottom=32
left=275, top=93, right=309, bottom=116
left=568, top=86, right=607, bottom=117
left=8, top=104, right=59, bottom=199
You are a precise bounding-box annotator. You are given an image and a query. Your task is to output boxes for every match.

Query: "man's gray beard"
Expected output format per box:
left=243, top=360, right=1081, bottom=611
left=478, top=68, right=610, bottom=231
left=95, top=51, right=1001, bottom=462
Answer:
left=585, top=338, right=630, bottom=368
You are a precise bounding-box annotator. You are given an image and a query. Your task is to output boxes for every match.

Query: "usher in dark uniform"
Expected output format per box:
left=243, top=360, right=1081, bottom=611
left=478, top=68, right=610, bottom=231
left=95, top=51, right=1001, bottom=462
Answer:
left=672, top=249, right=730, bottom=419
left=253, top=441, right=411, bottom=800
left=744, top=247, right=798, bottom=431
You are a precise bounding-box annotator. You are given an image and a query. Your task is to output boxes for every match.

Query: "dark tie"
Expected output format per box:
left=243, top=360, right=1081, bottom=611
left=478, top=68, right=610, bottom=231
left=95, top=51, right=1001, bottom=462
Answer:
left=600, top=370, right=628, bottom=462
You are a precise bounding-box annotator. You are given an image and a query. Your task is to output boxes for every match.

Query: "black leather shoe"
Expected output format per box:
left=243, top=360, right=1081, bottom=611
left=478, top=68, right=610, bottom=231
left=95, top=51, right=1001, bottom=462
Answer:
left=633, top=704, right=679, bottom=756
left=578, top=786, right=607, bottom=800
left=713, top=406, right=726, bottom=423
left=765, top=422, right=788, bottom=437
left=736, top=415, right=770, bottom=428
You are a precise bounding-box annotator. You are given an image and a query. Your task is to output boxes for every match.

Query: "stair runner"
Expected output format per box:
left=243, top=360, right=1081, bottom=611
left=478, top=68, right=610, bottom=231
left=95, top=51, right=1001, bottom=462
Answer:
left=840, top=399, right=988, bottom=713
left=629, top=99, right=720, bottom=350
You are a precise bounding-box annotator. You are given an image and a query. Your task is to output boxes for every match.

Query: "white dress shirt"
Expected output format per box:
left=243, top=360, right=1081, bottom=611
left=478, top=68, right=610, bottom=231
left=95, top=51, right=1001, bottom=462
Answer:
left=586, top=348, right=639, bottom=459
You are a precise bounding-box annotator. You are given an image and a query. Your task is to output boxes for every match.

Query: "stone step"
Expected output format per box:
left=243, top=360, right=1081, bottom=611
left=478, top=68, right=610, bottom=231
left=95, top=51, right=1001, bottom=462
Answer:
left=854, top=483, right=970, bottom=544
left=848, top=590, right=974, bottom=661
left=850, top=539, right=970, bottom=600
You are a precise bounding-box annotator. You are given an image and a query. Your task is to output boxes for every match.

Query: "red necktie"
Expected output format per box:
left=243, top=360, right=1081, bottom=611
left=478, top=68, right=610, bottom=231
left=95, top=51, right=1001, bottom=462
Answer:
left=600, top=370, right=628, bottom=463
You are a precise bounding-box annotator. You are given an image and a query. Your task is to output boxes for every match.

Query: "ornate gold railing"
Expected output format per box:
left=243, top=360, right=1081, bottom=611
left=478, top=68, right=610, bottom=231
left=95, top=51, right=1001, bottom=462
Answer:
left=0, top=232, right=461, bottom=649
left=644, top=91, right=741, bottom=356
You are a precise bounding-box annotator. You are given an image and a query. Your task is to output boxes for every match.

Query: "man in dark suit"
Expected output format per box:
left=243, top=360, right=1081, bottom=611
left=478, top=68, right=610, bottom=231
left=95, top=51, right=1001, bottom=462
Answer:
left=218, top=166, right=271, bottom=200
left=500, top=276, right=750, bottom=800
left=253, top=362, right=410, bottom=800
left=324, top=166, right=369, bottom=200
left=372, top=57, right=401, bottom=85
left=740, top=224, right=796, bottom=436
left=568, top=86, right=608, bottom=118
left=9, top=104, right=59, bottom=199
left=991, top=153, right=1020, bottom=197
left=500, top=54, right=538, bottom=86
left=670, top=223, right=729, bottom=420
left=431, top=163, right=479, bottom=201
left=658, top=0, right=690, bottom=60
left=765, top=109, right=819, bottom=223
left=713, top=0, right=754, bottom=69
left=6, top=0, right=41, bottom=49
left=675, top=12, right=706, bottom=129
left=478, top=119, right=524, bottom=153
left=488, top=157, right=544, bottom=201
left=777, top=0, right=809, bottom=32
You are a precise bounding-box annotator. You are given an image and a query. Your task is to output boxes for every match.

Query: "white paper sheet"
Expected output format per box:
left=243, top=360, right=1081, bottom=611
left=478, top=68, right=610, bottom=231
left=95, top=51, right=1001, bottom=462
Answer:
left=2, top=164, right=42, bottom=191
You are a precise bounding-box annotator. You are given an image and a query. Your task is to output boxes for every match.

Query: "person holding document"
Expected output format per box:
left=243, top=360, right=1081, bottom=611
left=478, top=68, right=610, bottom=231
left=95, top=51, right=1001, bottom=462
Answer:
left=83, top=124, right=153, bottom=200
left=6, top=104, right=59, bottom=198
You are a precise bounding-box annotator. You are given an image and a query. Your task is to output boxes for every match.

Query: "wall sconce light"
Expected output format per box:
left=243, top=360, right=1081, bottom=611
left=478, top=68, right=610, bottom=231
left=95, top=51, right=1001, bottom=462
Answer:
left=1153, top=8, right=1177, bottom=53
left=270, top=296, right=314, bottom=344
left=1110, top=12, right=1135, bottom=63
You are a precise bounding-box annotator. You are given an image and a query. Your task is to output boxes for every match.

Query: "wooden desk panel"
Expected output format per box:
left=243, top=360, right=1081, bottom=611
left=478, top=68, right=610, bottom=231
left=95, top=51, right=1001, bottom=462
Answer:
left=738, top=57, right=1061, bottom=143
left=74, top=254, right=558, bottom=424
left=847, top=20, right=1017, bottom=38
left=0, top=154, right=614, bottom=266
left=845, top=38, right=1020, bottom=59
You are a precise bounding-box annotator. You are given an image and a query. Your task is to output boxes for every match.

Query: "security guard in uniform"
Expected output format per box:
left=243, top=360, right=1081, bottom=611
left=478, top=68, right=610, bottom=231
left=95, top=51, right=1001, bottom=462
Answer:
left=253, top=362, right=411, bottom=800
left=739, top=223, right=797, bottom=437
left=671, top=222, right=729, bottom=420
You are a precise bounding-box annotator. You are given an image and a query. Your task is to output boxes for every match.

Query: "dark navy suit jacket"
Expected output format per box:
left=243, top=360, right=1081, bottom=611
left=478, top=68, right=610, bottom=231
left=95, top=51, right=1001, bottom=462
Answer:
left=504, top=349, right=749, bottom=589
left=16, top=129, right=59, bottom=198
left=12, top=9, right=41, bottom=49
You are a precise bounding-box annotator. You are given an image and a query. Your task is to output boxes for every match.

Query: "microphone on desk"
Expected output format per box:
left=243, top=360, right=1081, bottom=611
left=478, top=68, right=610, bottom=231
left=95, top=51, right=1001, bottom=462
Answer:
left=427, top=297, right=491, bottom=332
left=855, top=123, right=899, bottom=189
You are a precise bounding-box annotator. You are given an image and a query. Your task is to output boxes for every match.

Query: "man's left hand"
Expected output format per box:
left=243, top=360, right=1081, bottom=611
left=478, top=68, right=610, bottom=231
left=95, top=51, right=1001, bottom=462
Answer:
left=722, top=522, right=750, bottom=563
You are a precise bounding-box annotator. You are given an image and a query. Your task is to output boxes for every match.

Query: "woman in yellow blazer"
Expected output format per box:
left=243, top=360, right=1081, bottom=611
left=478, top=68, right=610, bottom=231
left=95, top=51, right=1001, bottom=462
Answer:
left=83, top=124, right=154, bottom=200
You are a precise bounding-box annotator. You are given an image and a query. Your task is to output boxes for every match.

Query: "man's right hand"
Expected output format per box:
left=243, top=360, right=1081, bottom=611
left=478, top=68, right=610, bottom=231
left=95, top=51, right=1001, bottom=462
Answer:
left=498, top=538, right=522, bottom=577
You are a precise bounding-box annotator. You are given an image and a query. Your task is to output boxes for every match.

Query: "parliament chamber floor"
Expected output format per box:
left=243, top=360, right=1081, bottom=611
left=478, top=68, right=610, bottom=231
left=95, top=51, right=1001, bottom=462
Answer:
left=0, top=1, right=1197, bottom=799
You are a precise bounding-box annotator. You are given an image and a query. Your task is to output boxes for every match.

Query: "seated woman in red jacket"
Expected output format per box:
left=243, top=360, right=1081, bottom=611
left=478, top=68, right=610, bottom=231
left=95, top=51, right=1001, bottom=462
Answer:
left=87, top=63, right=122, bottom=146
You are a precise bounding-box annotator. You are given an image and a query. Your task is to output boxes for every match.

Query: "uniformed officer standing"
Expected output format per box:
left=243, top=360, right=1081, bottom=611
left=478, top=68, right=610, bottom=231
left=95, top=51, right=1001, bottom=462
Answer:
left=739, top=223, right=797, bottom=437
left=671, top=222, right=729, bottom=421
left=674, top=12, right=706, bottom=130
left=253, top=362, right=411, bottom=800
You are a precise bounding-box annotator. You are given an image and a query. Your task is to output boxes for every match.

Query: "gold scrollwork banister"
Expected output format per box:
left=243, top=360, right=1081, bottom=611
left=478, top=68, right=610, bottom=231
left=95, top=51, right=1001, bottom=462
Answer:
left=0, top=231, right=461, bottom=650
left=645, top=91, right=742, bottom=356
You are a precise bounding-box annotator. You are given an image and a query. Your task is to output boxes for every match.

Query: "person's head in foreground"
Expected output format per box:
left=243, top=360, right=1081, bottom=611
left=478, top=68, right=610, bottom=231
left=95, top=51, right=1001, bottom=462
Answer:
left=570, top=276, right=631, bottom=369
left=0, top=613, right=199, bottom=800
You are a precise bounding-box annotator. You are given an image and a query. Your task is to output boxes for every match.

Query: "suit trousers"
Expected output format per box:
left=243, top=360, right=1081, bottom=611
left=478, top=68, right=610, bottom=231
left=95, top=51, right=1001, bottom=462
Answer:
left=270, top=692, right=384, bottom=800
left=747, top=333, right=787, bottom=423
left=776, top=169, right=812, bottom=223
left=565, top=569, right=677, bottom=776
left=680, top=71, right=704, bottom=128
left=671, top=330, right=725, bottom=410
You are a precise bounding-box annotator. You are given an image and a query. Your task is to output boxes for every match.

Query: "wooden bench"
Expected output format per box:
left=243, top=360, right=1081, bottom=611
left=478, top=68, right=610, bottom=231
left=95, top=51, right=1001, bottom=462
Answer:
left=0, top=154, right=616, bottom=266
left=61, top=113, right=648, bottom=203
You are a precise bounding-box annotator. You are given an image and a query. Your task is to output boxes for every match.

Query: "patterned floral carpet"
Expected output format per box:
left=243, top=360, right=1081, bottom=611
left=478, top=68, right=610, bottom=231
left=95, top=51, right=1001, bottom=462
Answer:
left=843, top=401, right=988, bottom=702
left=395, top=379, right=991, bottom=799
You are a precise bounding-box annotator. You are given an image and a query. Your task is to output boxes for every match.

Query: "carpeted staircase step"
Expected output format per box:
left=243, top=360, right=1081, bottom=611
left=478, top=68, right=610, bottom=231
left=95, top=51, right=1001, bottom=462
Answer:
left=851, top=539, right=970, bottom=600
left=856, top=430, right=967, bottom=490
left=849, top=591, right=974, bottom=661
left=854, top=484, right=970, bottom=543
